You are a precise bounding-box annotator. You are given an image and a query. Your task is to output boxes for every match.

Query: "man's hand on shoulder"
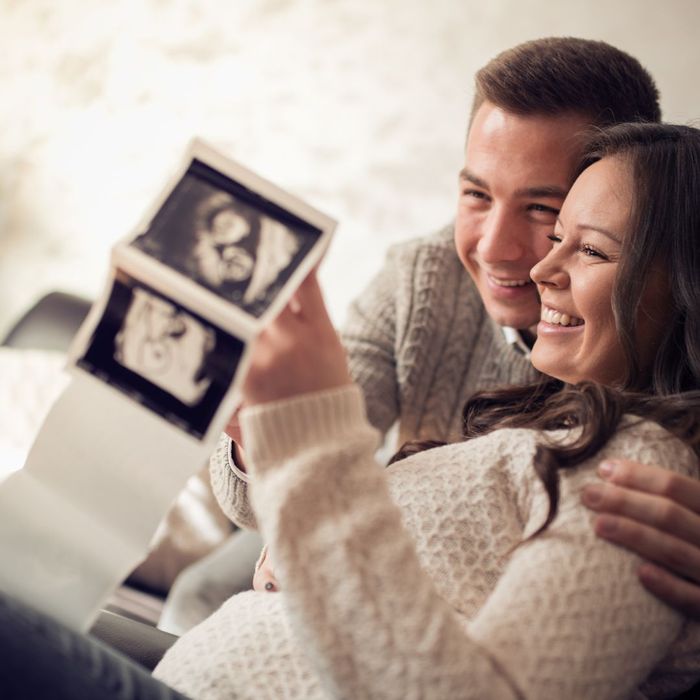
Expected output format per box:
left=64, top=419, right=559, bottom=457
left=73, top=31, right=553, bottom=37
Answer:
left=581, top=459, right=700, bottom=619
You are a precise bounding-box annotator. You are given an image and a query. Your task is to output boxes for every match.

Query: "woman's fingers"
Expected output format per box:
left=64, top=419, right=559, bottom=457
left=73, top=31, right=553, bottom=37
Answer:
left=288, top=270, right=331, bottom=322
left=242, top=272, right=352, bottom=406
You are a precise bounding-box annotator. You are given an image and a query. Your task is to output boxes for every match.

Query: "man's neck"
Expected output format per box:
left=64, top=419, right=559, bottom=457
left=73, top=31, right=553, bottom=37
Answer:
left=501, top=327, right=534, bottom=356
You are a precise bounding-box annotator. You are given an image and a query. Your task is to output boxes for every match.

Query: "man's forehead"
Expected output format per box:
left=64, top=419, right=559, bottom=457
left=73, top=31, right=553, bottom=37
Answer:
left=465, top=102, right=589, bottom=177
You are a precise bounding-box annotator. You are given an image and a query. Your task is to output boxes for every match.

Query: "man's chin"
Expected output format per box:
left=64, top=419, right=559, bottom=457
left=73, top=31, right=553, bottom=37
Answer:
left=484, top=299, right=540, bottom=332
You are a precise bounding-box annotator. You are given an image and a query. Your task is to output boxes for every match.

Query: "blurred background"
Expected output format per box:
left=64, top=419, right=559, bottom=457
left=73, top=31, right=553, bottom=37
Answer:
left=2, top=0, right=699, bottom=335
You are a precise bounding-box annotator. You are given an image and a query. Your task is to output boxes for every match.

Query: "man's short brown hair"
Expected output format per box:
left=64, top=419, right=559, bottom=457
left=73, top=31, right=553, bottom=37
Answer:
left=472, top=37, right=661, bottom=126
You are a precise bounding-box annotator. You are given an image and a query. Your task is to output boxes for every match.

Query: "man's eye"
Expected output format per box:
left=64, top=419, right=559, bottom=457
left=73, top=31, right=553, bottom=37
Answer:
left=529, top=203, right=559, bottom=217
left=462, top=189, right=488, bottom=200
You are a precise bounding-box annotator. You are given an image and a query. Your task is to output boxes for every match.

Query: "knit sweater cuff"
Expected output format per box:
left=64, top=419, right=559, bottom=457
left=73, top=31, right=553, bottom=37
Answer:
left=239, top=384, right=377, bottom=471
left=223, top=435, right=251, bottom=483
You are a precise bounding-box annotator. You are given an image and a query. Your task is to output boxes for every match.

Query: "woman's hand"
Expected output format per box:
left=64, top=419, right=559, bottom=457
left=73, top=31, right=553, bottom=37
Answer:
left=242, top=270, right=352, bottom=407
left=581, top=459, right=700, bottom=618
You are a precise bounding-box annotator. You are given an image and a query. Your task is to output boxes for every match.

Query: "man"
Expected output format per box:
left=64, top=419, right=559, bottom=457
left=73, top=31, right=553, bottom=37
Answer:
left=208, top=37, right=700, bottom=631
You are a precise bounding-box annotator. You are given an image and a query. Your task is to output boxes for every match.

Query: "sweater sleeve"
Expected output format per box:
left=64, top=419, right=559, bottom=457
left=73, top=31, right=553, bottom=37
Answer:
left=241, top=387, right=699, bottom=700
left=208, top=236, right=414, bottom=529
left=340, top=241, right=404, bottom=437
left=209, top=226, right=464, bottom=528
left=207, top=238, right=405, bottom=530
left=208, top=433, right=258, bottom=529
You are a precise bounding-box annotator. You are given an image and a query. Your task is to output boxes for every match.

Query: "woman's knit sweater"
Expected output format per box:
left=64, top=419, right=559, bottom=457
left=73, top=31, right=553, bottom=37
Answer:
left=154, top=386, right=700, bottom=699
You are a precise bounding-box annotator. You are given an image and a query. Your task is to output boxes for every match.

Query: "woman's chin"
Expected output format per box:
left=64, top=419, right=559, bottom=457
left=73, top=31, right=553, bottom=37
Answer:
left=530, top=345, right=575, bottom=384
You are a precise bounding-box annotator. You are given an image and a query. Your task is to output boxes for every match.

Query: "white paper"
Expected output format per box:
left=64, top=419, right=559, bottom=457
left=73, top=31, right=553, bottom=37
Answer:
left=0, top=139, right=335, bottom=630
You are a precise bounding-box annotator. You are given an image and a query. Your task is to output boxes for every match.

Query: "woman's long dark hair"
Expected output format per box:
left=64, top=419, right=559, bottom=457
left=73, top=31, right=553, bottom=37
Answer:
left=392, top=123, right=700, bottom=535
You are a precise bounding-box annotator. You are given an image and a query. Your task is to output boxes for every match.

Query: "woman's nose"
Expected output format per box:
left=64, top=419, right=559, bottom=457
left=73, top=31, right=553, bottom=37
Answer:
left=530, top=250, right=569, bottom=289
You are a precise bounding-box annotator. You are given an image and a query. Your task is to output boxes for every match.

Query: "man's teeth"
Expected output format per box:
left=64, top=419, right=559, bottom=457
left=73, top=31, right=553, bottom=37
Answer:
left=491, top=278, right=530, bottom=287
left=541, top=307, right=584, bottom=327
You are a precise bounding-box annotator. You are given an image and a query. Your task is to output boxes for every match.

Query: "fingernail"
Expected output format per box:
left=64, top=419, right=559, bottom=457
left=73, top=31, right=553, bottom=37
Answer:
left=598, top=461, right=617, bottom=479
left=581, top=484, right=603, bottom=507
left=596, top=515, right=618, bottom=537
left=637, top=562, right=657, bottom=582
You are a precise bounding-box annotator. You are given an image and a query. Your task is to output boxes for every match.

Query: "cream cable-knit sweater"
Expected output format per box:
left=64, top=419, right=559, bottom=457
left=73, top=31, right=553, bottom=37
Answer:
left=210, top=225, right=540, bottom=529
left=154, top=385, right=700, bottom=699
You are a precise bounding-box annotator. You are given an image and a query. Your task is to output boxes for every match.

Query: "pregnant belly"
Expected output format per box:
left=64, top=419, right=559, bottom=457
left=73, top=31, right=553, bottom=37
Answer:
left=153, top=590, right=326, bottom=699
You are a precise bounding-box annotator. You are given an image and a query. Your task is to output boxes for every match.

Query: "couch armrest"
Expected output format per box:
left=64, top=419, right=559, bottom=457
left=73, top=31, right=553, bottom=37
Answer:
left=2, top=291, right=91, bottom=351
left=89, top=610, right=178, bottom=671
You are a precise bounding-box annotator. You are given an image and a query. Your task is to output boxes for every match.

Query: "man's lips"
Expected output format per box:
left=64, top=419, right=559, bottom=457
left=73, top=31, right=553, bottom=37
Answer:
left=487, top=274, right=532, bottom=288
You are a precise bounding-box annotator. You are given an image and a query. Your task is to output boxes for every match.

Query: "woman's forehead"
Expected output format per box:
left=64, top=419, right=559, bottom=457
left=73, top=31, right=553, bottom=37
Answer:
left=561, top=157, right=632, bottom=239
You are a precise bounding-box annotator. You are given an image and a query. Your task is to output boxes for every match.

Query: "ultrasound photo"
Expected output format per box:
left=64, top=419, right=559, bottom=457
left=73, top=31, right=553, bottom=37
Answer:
left=77, top=272, right=244, bottom=439
left=130, top=160, right=323, bottom=318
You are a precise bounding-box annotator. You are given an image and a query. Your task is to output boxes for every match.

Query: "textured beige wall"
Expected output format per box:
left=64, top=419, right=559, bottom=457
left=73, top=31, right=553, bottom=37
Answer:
left=2, top=0, right=699, bottom=335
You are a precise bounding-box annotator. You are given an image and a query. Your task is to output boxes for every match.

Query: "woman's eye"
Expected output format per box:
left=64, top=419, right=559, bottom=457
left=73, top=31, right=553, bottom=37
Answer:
left=581, top=244, right=607, bottom=259
left=546, top=233, right=562, bottom=243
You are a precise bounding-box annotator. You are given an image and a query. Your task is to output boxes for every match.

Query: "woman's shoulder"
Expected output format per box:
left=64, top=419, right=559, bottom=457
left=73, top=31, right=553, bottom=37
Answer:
left=545, top=416, right=699, bottom=483
left=601, top=416, right=698, bottom=478
left=450, top=418, right=698, bottom=484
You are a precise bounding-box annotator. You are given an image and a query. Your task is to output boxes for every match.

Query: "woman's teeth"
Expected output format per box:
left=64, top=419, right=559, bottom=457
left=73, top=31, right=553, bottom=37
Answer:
left=541, top=307, right=584, bottom=327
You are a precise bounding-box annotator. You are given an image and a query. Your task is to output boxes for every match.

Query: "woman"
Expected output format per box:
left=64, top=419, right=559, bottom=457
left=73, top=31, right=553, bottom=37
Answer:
left=4, top=122, right=700, bottom=699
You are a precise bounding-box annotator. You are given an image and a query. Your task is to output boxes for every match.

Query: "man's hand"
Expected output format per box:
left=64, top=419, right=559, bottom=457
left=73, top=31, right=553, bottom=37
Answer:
left=225, top=408, right=243, bottom=444
left=242, top=270, right=352, bottom=407
left=222, top=407, right=251, bottom=473
left=581, top=459, right=700, bottom=618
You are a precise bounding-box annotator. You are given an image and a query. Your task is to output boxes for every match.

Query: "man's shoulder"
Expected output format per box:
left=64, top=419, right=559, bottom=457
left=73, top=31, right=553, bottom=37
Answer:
left=388, top=223, right=457, bottom=260
left=385, top=223, right=472, bottom=290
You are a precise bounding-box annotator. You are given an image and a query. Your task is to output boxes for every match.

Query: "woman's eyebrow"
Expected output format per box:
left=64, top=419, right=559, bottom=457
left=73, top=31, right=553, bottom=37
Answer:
left=555, top=216, right=623, bottom=244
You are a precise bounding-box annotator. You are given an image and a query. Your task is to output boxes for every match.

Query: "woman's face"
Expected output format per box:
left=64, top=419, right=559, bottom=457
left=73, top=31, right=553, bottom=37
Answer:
left=530, top=156, right=668, bottom=386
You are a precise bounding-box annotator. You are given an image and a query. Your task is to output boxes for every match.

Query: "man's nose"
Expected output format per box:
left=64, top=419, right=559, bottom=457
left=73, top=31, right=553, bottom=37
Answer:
left=476, top=208, right=524, bottom=264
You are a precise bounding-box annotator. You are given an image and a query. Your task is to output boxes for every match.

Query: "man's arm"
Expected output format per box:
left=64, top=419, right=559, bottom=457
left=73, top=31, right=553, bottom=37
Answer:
left=581, top=459, right=700, bottom=618
left=340, top=247, right=402, bottom=436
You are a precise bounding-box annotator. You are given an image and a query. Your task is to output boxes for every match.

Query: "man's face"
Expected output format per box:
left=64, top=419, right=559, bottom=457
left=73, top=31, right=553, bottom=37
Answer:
left=454, top=102, right=591, bottom=330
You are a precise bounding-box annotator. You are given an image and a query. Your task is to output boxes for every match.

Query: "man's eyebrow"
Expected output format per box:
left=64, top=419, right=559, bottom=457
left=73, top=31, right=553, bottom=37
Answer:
left=459, top=168, right=488, bottom=189
left=459, top=168, right=567, bottom=199
left=556, top=216, right=623, bottom=244
left=514, top=185, right=568, bottom=199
